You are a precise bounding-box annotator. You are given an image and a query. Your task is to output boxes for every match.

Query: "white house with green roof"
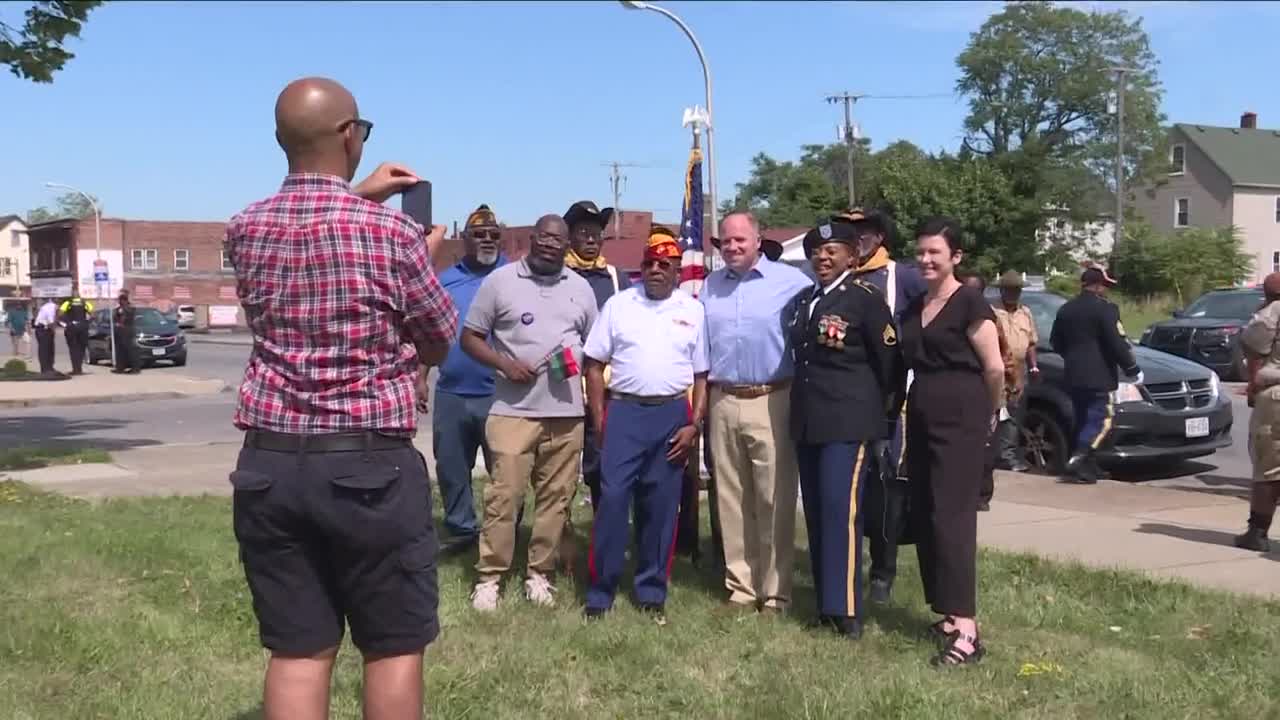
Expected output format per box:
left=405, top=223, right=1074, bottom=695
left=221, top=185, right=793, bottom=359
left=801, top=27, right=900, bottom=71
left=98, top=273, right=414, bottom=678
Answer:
left=1134, top=112, right=1280, bottom=282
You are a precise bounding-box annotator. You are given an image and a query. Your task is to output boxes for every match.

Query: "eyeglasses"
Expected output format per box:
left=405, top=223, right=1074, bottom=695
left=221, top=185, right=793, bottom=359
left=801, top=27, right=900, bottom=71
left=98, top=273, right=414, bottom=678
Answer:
left=339, top=118, right=374, bottom=142
left=642, top=258, right=674, bottom=271
left=470, top=230, right=500, bottom=240
left=534, top=231, right=566, bottom=245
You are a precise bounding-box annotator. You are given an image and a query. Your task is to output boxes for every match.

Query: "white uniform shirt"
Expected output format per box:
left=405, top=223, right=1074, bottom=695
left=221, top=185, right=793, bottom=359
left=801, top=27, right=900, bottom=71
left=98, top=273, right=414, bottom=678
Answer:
left=35, top=301, right=58, bottom=327
left=583, top=287, right=709, bottom=396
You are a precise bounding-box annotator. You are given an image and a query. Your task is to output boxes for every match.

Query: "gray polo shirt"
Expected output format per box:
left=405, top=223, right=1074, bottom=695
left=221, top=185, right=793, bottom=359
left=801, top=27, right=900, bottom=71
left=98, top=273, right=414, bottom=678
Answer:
left=464, top=259, right=598, bottom=418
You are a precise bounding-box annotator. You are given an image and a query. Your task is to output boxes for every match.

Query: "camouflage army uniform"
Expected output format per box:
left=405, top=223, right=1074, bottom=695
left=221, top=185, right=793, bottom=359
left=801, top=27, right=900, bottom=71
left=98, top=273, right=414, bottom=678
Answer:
left=1236, top=298, right=1280, bottom=550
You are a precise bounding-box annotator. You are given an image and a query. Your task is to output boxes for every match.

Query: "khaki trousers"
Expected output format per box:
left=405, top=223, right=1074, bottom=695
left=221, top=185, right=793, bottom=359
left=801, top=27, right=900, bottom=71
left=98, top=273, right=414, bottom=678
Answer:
left=1250, top=386, right=1280, bottom=483
left=708, top=386, right=798, bottom=609
left=477, top=415, right=584, bottom=581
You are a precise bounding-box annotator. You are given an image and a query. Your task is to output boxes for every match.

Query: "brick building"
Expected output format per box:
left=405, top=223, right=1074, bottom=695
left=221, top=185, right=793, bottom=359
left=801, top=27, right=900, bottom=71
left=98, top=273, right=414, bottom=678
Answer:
left=26, top=217, right=241, bottom=327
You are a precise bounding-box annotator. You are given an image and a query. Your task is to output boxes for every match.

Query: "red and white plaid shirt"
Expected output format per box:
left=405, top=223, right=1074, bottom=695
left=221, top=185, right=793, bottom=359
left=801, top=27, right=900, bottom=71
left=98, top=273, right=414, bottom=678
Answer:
left=226, top=173, right=457, bottom=436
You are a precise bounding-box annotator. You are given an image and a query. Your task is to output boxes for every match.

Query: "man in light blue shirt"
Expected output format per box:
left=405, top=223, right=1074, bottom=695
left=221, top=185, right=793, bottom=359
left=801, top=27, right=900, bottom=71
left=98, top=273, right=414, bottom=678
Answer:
left=433, top=204, right=507, bottom=552
left=701, top=212, right=812, bottom=613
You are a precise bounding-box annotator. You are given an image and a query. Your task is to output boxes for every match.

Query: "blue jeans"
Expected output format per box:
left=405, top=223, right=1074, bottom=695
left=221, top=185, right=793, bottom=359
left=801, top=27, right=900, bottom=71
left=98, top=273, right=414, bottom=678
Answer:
left=431, top=390, right=494, bottom=538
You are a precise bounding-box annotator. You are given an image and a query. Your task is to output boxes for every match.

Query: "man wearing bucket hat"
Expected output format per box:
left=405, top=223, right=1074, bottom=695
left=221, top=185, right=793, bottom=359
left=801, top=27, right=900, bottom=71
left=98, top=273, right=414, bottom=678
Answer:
left=1051, top=265, right=1141, bottom=484
left=992, top=271, right=1039, bottom=479
left=829, top=208, right=925, bottom=605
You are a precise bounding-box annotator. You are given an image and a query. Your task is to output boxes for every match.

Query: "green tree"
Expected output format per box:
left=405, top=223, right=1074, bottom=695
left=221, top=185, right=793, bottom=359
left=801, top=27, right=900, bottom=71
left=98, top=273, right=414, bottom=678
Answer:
left=27, top=191, right=99, bottom=223
left=956, top=1, right=1165, bottom=225
left=720, top=140, right=871, bottom=227
left=1, top=1, right=103, bottom=83
left=1153, top=226, right=1252, bottom=306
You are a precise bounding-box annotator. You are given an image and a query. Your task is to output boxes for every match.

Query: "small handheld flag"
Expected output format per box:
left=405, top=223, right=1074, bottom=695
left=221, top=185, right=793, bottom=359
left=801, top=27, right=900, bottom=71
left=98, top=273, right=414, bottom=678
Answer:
left=543, top=345, right=580, bottom=382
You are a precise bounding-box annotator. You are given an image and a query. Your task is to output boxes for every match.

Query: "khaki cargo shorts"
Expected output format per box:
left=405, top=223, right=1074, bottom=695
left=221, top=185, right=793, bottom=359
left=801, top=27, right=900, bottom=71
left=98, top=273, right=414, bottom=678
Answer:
left=1249, top=386, right=1280, bottom=483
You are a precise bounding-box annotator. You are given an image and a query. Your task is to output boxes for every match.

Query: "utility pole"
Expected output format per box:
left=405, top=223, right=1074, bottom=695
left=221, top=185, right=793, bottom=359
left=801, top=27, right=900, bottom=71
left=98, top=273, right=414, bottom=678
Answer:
left=602, top=161, right=643, bottom=241
left=825, top=92, right=864, bottom=208
left=1110, top=66, right=1137, bottom=248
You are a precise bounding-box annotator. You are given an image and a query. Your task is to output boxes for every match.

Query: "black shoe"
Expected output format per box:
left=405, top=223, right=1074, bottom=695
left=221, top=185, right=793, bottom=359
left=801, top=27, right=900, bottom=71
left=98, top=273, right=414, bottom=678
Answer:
left=1234, top=527, right=1271, bottom=552
left=1008, top=462, right=1030, bottom=473
left=868, top=579, right=892, bottom=605
left=1065, top=453, right=1085, bottom=474
left=828, top=616, right=863, bottom=640
left=440, top=533, right=479, bottom=556
left=978, top=501, right=991, bottom=512
left=584, top=606, right=608, bottom=621
left=1059, top=475, right=1098, bottom=485
left=636, top=602, right=667, bottom=626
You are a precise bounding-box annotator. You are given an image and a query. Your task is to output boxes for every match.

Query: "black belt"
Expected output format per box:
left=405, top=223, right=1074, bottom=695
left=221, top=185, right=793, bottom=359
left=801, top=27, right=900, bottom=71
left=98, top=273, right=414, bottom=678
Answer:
left=244, top=429, right=411, bottom=453
left=610, top=390, right=687, bottom=406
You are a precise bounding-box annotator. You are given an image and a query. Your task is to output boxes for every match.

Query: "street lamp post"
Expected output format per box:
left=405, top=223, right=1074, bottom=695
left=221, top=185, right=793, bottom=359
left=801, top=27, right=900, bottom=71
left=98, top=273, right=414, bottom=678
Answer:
left=620, top=1, right=720, bottom=269
left=44, top=181, right=112, bottom=364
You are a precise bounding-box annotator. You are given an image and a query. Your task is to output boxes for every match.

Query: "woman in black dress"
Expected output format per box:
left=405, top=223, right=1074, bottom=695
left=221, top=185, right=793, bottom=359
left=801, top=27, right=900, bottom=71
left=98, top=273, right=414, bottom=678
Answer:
left=900, top=217, right=1005, bottom=666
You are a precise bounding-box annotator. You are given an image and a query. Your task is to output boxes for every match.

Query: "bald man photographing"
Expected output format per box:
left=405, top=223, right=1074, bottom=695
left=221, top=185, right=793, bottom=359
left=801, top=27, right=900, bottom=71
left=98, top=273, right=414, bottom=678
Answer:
left=225, top=77, right=457, bottom=720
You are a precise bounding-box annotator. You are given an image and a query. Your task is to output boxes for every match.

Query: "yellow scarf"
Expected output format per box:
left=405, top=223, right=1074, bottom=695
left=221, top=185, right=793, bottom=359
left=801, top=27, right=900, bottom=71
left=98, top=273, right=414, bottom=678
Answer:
left=854, top=246, right=891, bottom=274
left=565, top=249, right=609, bottom=271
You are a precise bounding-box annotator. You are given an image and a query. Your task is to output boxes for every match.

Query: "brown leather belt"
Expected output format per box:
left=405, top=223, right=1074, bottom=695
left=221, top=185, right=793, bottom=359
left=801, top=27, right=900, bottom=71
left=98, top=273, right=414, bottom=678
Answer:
left=244, top=429, right=411, bottom=453
left=610, top=390, right=688, bottom=406
left=712, top=380, right=790, bottom=400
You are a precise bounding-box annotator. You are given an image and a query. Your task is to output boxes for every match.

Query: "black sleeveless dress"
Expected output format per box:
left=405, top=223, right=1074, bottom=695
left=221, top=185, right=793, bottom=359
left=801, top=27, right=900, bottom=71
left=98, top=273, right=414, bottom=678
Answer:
left=899, top=284, right=995, bottom=618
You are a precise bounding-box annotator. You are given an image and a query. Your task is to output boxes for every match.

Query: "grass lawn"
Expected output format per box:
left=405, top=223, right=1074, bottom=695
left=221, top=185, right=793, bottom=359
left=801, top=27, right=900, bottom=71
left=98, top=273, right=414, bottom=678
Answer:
left=1114, top=294, right=1177, bottom=340
left=2, top=481, right=1278, bottom=719
left=0, top=446, right=111, bottom=472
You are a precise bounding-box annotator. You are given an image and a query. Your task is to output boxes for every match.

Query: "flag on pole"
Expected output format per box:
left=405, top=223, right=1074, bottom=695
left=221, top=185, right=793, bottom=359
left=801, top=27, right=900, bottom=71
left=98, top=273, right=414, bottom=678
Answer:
left=677, top=146, right=706, bottom=297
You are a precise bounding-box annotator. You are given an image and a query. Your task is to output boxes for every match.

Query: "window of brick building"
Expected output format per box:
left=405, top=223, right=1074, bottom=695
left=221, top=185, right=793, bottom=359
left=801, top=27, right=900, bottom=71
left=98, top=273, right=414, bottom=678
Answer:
left=132, top=248, right=158, bottom=270
left=174, top=249, right=190, bottom=272
left=221, top=249, right=234, bottom=272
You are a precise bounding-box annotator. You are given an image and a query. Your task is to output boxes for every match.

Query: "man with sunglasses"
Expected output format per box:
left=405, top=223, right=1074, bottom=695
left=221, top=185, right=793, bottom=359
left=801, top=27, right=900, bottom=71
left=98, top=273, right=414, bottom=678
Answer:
left=581, top=227, right=708, bottom=623
left=225, top=77, right=456, bottom=720
left=461, top=214, right=597, bottom=612
left=830, top=208, right=926, bottom=607
left=432, top=204, right=507, bottom=554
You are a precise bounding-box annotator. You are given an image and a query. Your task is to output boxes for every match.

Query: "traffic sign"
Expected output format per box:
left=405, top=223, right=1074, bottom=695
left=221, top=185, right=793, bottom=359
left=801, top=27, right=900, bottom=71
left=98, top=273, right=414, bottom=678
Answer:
left=93, top=258, right=108, bottom=283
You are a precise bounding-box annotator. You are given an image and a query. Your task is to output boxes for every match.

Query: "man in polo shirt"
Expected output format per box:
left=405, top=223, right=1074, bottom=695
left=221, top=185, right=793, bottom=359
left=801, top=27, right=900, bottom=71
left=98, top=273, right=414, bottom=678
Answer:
left=702, top=211, right=812, bottom=614
left=432, top=204, right=507, bottom=552
left=461, top=213, right=597, bottom=611
left=581, top=227, right=708, bottom=623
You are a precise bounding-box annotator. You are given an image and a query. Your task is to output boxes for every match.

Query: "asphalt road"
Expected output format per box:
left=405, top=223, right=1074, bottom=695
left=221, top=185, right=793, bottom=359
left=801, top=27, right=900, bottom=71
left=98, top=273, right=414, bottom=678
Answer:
left=0, top=338, right=1254, bottom=497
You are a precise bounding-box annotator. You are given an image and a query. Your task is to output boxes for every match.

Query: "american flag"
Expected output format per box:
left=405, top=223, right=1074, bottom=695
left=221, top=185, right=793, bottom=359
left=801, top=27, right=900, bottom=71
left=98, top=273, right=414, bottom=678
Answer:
left=677, top=146, right=706, bottom=297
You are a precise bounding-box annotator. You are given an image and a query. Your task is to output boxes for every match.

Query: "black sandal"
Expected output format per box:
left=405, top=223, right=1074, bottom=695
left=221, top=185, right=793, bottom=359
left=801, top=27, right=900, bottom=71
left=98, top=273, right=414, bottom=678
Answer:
left=932, top=631, right=985, bottom=667
left=927, top=616, right=956, bottom=641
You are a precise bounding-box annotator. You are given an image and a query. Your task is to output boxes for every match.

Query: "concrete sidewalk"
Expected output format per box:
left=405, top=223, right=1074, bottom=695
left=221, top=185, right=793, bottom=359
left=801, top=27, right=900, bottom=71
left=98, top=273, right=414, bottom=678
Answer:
left=0, top=366, right=228, bottom=408
left=186, top=333, right=253, bottom=347
left=3, top=445, right=1276, bottom=598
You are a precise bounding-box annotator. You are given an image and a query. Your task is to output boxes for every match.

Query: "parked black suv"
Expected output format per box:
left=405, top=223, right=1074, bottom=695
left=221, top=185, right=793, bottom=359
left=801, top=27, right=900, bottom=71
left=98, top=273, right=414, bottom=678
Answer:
left=87, top=307, right=188, bottom=367
left=1139, top=287, right=1262, bottom=381
left=985, top=290, right=1233, bottom=473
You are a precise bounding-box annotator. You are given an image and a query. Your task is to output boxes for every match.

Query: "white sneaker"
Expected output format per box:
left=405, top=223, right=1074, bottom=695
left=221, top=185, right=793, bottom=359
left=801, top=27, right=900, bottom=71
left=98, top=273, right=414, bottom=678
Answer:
left=524, top=572, right=557, bottom=607
left=471, top=579, right=500, bottom=612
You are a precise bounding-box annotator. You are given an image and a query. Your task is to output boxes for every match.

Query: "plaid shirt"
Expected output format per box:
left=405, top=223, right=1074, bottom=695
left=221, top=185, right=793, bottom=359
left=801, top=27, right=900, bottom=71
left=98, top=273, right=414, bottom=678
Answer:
left=226, top=173, right=457, bottom=436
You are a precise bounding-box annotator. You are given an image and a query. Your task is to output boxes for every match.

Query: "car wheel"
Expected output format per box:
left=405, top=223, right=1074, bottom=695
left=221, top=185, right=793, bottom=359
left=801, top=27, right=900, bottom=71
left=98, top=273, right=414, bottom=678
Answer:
left=172, top=353, right=187, bottom=367
left=1230, top=342, right=1246, bottom=382
left=1020, top=405, right=1070, bottom=476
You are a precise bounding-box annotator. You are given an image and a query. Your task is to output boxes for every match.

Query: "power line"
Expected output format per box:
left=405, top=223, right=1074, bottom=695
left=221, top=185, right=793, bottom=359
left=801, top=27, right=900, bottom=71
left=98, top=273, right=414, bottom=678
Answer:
left=601, top=161, right=649, bottom=240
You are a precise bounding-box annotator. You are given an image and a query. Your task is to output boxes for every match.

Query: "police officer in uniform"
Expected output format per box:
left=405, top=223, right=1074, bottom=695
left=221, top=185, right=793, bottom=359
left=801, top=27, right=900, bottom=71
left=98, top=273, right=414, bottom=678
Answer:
left=1050, top=267, right=1141, bottom=483
left=59, top=293, right=94, bottom=375
left=829, top=208, right=926, bottom=605
left=789, top=220, right=905, bottom=639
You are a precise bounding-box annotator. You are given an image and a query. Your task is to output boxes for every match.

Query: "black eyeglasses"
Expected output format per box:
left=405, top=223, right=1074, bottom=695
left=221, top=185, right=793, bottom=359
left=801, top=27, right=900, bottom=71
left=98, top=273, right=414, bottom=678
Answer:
left=642, top=258, right=674, bottom=270
left=470, top=230, right=500, bottom=240
left=340, top=118, right=374, bottom=142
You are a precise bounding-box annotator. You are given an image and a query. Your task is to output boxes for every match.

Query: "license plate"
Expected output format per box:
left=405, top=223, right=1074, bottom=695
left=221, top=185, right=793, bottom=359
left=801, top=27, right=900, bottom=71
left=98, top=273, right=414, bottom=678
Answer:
left=1185, top=417, right=1209, bottom=438
left=151, top=348, right=166, bottom=356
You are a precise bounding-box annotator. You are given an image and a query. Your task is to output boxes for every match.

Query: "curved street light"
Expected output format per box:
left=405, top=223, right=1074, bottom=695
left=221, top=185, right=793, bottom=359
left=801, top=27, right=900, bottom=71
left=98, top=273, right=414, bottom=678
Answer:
left=619, top=1, right=719, bottom=264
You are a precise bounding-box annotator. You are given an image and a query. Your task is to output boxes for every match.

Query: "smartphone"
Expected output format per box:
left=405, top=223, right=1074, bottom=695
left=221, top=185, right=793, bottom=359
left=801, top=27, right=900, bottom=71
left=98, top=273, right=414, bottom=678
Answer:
left=400, top=180, right=432, bottom=228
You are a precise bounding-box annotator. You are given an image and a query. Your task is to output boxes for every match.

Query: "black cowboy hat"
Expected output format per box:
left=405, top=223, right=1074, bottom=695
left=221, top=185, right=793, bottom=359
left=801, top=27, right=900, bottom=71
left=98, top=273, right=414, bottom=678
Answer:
left=563, top=200, right=615, bottom=229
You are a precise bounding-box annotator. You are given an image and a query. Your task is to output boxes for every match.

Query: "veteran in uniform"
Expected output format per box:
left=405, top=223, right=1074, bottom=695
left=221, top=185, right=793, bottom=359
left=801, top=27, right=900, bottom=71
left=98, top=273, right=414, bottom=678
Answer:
left=1050, top=267, right=1141, bottom=483
left=582, top=228, right=708, bottom=621
left=789, top=221, right=904, bottom=639
left=1236, top=272, right=1280, bottom=551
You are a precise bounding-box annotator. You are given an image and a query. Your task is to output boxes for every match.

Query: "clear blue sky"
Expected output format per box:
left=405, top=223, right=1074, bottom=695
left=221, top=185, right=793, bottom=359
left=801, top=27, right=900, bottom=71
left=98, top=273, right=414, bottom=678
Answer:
left=4, top=0, right=1279, bottom=228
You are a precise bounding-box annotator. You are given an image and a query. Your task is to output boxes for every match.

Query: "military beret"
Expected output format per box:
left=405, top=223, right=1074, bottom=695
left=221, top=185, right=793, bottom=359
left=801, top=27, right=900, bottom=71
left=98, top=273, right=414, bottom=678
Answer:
left=802, top=220, right=859, bottom=258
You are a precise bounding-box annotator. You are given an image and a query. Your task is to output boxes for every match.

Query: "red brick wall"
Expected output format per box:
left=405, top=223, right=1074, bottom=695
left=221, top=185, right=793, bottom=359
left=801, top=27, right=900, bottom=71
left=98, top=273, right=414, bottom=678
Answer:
left=118, top=220, right=237, bottom=315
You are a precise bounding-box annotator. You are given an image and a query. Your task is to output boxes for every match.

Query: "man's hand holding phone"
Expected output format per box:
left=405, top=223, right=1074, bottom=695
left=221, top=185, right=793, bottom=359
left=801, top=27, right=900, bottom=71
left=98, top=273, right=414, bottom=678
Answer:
left=353, top=162, right=419, bottom=204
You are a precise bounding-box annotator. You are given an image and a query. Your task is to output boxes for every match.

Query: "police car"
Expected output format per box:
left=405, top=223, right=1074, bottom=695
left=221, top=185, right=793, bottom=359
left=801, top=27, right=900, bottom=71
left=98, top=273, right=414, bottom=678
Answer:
left=86, top=307, right=189, bottom=368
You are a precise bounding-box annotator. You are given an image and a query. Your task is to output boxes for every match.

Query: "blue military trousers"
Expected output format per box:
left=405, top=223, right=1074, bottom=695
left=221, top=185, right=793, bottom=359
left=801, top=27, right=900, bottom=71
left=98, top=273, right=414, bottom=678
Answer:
left=586, top=396, right=688, bottom=610
left=797, top=441, right=869, bottom=619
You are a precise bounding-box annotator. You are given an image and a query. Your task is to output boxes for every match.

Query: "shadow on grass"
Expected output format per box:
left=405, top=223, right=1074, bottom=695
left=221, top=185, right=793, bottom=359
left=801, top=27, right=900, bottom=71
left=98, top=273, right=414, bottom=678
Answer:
left=228, top=707, right=262, bottom=720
